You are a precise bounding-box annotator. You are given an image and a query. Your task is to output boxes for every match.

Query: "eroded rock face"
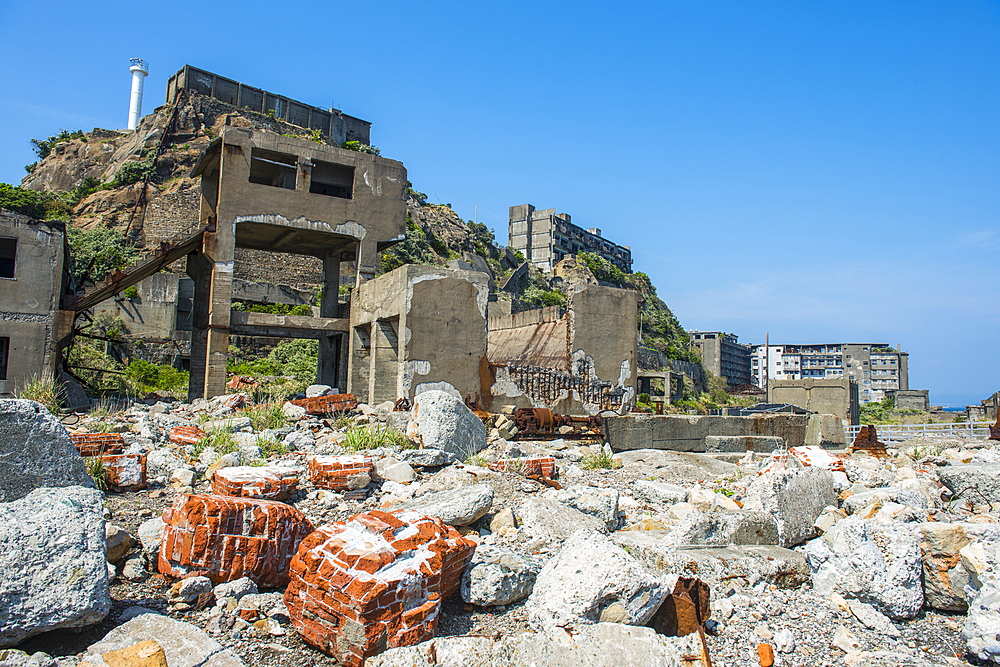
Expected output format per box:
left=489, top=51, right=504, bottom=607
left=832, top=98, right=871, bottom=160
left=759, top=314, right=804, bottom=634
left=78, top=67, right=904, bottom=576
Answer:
left=394, top=484, right=495, bottom=526
left=284, top=510, right=476, bottom=667
left=406, top=391, right=487, bottom=460
left=461, top=545, right=541, bottom=607
left=743, top=466, right=836, bottom=547
left=157, top=494, right=313, bottom=586
left=0, top=485, right=110, bottom=647
left=525, top=528, right=668, bottom=632
left=0, top=399, right=94, bottom=502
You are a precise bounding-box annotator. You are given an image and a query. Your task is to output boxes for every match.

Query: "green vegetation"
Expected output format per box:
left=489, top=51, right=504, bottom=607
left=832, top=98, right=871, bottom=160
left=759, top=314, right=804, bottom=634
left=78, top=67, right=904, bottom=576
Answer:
left=0, top=183, right=72, bottom=220
left=580, top=451, right=616, bottom=470
left=466, top=452, right=490, bottom=468
left=246, top=401, right=287, bottom=431
left=125, top=359, right=189, bottom=395
left=342, top=140, right=381, bottom=156
left=231, top=301, right=312, bottom=315
left=227, top=339, right=319, bottom=396
left=522, top=285, right=567, bottom=307
left=380, top=217, right=441, bottom=272
left=67, top=225, right=140, bottom=285
left=123, top=285, right=139, bottom=299
left=255, top=434, right=288, bottom=458
left=16, top=374, right=64, bottom=414
left=343, top=423, right=409, bottom=451
left=113, top=159, right=156, bottom=187
left=29, top=129, right=85, bottom=163
left=85, top=457, right=108, bottom=492
left=195, top=425, right=240, bottom=458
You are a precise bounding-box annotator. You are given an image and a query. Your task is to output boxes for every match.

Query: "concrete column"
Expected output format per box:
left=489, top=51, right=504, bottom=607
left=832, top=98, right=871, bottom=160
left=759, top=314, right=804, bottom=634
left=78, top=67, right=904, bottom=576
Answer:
left=318, top=252, right=340, bottom=387
left=355, top=238, right=378, bottom=284
left=186, top=250, right=212, bottom=401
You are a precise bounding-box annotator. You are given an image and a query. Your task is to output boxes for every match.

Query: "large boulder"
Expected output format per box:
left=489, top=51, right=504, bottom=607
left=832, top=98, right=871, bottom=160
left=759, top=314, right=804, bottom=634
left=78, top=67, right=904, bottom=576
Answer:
left=0, top=485, right=110, bottom=647
left=633, top=480, right=688, bottom=507
left=366, top=624, right=709, bottom=667
left=918, top=522, right=973, bottom=611
left=406, top=390, right=487, bottom=460
left=394, top=484, right=494, bottom=526
left=543, top=486, right=623, bottom=531
left=804, top=515, right=923, bottom=619
left=515, top=497, right=608, bottom=547
left=0, top=399, right=94, bottom=502
left=743, top=466, right=836, bottom=547
left=939, top=464, right=1000, bottom=507
left=78, top=613, right=243, bottom=667
left=668, top=508, right=779, bottom=547
left=525, top=529, right=668, bottom=631
left=461, top=545, right=541, bottom=607
left=965, top=577, right=1000, bottom=664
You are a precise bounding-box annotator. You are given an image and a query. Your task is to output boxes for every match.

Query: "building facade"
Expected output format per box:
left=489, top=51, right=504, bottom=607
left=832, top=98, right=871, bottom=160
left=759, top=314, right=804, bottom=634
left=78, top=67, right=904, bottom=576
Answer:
left=508, top=204, right=632, bottom=274
left=690, top=331, right=752, bottom=388
left=750, top=342, right=909, bottom=404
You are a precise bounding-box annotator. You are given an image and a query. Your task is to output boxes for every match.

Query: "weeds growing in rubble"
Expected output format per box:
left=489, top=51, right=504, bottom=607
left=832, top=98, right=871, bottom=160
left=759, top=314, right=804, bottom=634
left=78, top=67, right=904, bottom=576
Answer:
left=580, top=451, right=615, bottom=470
left=246, top=402, right=287, bottom=431
left=16, top=374, right=64, bottom=415
left=343, top=423, right=409, bottom=452
left=466, top=452, right=490, bottom=468
left=194, top=424, right=240, bottom=459
left=85, top=456, right=108, bottom=492
left=255, top=434, right=288, bottom=459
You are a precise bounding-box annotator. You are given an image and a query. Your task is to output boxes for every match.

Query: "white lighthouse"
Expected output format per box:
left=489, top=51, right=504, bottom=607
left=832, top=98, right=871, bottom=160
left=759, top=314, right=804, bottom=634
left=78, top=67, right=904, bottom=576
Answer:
left=127, top=58, right=149, bottom=131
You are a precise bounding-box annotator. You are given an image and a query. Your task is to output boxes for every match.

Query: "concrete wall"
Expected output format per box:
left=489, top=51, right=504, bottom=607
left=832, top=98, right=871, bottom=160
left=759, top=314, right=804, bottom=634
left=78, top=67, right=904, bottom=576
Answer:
left=92, top=273, right=180, bottom=339
left=0, top=212, right=67, bottom=395
left=768, top=377, right=859, bottom=425
left=605, top=413, right=832, bottom=452
left=487, top=284, right=637, bottom=415
left=889, top=389, right=930, bottom=411
left=349, top=265, right=490, bottom=404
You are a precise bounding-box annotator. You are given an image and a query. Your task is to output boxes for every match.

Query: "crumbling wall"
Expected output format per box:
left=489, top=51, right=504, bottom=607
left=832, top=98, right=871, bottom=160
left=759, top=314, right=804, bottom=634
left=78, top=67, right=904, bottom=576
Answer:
left=605, top=413, right=813, bottom=452
left=349, top=265, right=489, bottom=404
left=487, top=284, right=637, bottom=415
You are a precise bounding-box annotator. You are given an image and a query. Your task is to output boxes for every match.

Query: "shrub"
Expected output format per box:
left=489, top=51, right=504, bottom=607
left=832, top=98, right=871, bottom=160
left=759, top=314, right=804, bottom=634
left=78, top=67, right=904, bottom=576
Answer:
left=17, top=374, right=64, bottom=414
left=30, top=129, right=85, bottom=160
left=67, top=225, right=140, bottom=285
left=522, top=286, right=566, bottom=307
left=85, top=457, right=108, bottom=492
left=113, top=159, right=156, bottom=187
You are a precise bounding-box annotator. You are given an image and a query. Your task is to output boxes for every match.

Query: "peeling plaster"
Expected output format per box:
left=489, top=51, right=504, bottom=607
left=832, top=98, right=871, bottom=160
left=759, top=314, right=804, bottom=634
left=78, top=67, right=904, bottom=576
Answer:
left=235, top=214, right=366, bottom=239
left=401, top=360, right=431, bottom=396
left=216, top=261, right=234, bottom=274
left=363, top=169, right=381, bottom=196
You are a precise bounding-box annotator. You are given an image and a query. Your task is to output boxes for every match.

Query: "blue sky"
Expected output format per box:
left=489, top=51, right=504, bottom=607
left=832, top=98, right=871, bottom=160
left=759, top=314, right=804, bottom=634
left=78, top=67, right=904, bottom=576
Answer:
left=1, top=1, right=997, bottom=406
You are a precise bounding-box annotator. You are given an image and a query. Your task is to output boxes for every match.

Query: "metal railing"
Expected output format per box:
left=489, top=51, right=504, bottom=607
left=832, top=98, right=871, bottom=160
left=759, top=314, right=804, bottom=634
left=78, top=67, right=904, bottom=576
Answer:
left=845, top=421, right=995, bottom=443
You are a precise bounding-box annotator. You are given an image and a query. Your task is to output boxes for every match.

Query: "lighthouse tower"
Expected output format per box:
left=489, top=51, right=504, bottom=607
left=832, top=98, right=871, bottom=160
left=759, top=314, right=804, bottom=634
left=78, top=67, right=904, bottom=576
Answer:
left=127, top=58, right=149, bottom=131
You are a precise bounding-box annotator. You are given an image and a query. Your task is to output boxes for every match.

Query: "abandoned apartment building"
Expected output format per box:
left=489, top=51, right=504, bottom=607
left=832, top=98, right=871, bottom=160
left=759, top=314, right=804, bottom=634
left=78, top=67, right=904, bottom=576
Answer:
left=508, top=204, right=633, bottom=274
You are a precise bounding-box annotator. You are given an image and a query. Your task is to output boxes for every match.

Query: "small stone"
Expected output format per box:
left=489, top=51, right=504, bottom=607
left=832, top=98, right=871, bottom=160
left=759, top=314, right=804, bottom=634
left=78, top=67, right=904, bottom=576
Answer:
left=490, top=507, right=517, bottom=532
left=774, top=628, right=795, bottom=653
left=754, top=623, right=773, bottom=640
left=106, top=524, right=137, bottom=564
left=122, top=558, right=148, bottom=582
left=757, top=643, right=775, bottom=667
left=599, top=602, right=628, bottom=623
left=832, top=625, right=860, bottom=652
left=382, top=462, right=417, bottom=484
left=347, top=473, right=371, bottom=490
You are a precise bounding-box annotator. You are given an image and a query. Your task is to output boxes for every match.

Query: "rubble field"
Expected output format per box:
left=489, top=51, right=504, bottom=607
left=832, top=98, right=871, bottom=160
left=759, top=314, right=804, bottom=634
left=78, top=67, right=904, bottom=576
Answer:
left=2, top=390, right=999, bottom=667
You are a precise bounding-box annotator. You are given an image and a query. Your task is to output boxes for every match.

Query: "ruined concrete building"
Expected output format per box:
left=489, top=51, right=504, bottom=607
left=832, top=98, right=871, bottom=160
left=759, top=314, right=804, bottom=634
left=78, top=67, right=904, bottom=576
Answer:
left=0, top=211, right=72, bottom=395
left=508, top=204, right=632, bottom=274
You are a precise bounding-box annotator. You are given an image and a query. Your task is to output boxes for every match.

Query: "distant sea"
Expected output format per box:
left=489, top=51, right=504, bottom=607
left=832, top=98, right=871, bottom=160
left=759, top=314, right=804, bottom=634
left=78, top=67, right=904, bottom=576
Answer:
left=932, top=394, right=985, bottom=409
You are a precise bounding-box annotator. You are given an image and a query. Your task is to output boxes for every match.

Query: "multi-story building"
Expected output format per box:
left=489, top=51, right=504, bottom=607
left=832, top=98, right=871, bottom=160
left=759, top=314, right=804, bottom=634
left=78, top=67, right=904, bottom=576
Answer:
left=690, top=331, right=752, bottom=388
left=750, top=342, right=908, bottom=404
left=508, top=204, right=632, bottom=274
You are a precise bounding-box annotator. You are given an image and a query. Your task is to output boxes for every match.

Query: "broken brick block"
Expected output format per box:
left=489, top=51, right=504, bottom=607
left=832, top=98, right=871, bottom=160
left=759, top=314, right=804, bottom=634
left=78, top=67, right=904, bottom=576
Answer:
left=284, top=510, right=476, bottom=667
left=158, top=493, right=313, bottom=587
left=102, top=453, right=148, bottom=492
left=489, top=456, right=556, bottom=478
left=169, top=425, right=205, bottom=446
left=309, top=455, right=374, bottom=492
left=70, top=433, right=126, bottom=457
left=211, top=465, right=299, bottom=501
left=290, top=393, right=358, bottom=415
left=788, top=446, right=846, bottom=473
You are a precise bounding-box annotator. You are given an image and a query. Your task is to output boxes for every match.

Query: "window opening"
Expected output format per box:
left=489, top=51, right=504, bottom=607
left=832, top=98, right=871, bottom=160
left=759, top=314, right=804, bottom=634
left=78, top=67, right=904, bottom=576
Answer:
left=0, top=237, right=15, bottom=278
left=0, top=337, right=8, bottom=380
left=310, top=160, right=354, bottom=199
left=249, top=149, right=296, bottom=190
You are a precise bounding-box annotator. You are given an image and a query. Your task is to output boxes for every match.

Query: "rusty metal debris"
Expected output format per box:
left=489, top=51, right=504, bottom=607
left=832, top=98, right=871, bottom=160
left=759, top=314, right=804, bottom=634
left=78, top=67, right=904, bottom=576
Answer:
left=464, top=393, right=491, bottom=423
left=511, top=408, right=603, bottom=438
left=849, top=424, right=888, bottom=458
left=290, top=393, right=358, bottom=415
left=649, top=576, right=712, bottom=667
left=990, top=413, right=1000, bottom=441
left=502, top=364, right=624, bottom=412
left=393, top=398, right=411, bottom=412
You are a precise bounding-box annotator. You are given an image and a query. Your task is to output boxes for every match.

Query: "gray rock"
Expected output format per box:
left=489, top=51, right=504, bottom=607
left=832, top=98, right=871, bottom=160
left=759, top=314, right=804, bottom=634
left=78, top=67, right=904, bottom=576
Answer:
left=515, top=497, right=608, bottom=546
left=0, top=486, right=110, bottom=647
left=78, top=614, right=243, bottom=667
left=396, top=484, right=494, bottom=526
left=282, top=429, right=315, bottom=451
left=461, top=545, right=541, bottom=606
left=121, top=558, right=148, bottom=582
left=306, top=384, right=333, bottom=398
left=137, top=516, right=165, bottom=556
left=0, top=399, right=94, bottom=502
left=214, top=577, right=258, bottom=602
left=939, top=464, right=1000, bottom=507
left=170, top=467, right=197, bottom=488
left=407, top=390, right=487, bottom=460
left=669, top=508, right=779, bottom=546
left=965, top=576, right=1000, bottom=664
left=382, top=462, right=417, bottom=484
left=612, top=534, right=811, bottom=591
left=743, top=466, right=836, bottom=547
left=147, top=448, right=185, bottom=479
left=805, top=515, right=923, bottom=619
left=544, top=485, right=623, bottom=531
left=0, top=649, right=58, bottom=667
left=525, top=529, right=668, bottom=632
left=367, top=623, right=708, bottom=667
left=633, top=480, right=688, bottom=506
left=174, top=576, right=213, bottom=603
left=848, top=599, right=900, bottom=637
left=397, top=448, right=455, bottom=468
